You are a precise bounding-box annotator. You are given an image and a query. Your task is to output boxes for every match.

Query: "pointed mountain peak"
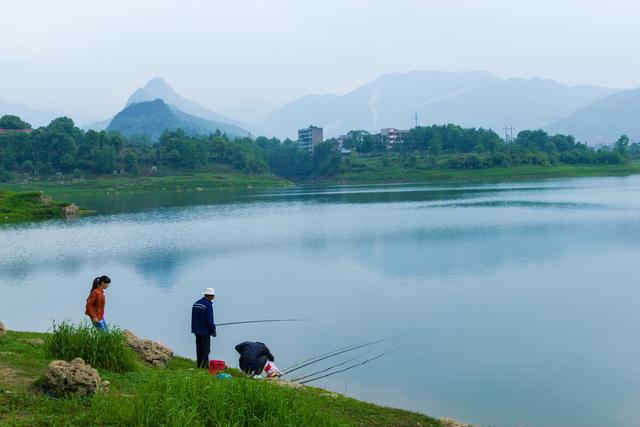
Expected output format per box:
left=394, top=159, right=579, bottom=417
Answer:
left=122, top=76, right=251, bottom=130
left=143, top=77, right=173, bottom=91
left=127, top=77, right=177, bottom=106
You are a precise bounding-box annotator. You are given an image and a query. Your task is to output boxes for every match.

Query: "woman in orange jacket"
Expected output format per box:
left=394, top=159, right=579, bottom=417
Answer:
left=85, top=275, right=111, bottom=330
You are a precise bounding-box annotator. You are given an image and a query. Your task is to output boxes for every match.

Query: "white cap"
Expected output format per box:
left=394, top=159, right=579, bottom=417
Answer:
left=203, top=287, right=216, bottom=296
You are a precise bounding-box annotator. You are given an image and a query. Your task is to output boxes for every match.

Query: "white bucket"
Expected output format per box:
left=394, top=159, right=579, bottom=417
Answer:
left=264, top=360, right=282, bottom=378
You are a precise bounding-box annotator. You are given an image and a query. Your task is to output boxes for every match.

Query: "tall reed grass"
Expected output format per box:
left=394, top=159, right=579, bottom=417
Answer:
left=133, top=371, right=345, bottom=426
left=44, top=321, right=136, bottom=372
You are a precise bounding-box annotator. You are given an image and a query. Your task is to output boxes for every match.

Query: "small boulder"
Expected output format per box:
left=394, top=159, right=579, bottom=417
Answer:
left=38, top=194, right=53, bottom=204
left=0, top=321, right=5, bottom=336
left=60, top=204, right=79, bottom=218
left=123, top=330, right=173, bottom=368
left=45, top=358, right=103, bottom=396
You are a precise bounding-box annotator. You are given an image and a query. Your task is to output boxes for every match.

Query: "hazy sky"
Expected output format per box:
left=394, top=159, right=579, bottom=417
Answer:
left=2, top=0, right=639, bottom=122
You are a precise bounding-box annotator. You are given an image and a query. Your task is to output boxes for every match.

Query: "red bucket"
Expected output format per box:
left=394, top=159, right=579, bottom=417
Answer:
left=209, top=360, right=226, bottom=374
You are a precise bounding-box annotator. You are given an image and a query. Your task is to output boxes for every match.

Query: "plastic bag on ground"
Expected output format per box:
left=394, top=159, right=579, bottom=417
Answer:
left=264, top=360, right=282, bottom=378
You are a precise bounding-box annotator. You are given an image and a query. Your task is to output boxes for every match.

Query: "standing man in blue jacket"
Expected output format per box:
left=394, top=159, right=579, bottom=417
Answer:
left=191, top=287, right=217, bottom=369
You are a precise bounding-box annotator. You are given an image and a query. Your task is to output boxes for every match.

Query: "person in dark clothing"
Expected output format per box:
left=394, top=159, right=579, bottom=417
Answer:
left=235, top=341, right=275, bottom=376
left=191, top=287, right=217, bottom=369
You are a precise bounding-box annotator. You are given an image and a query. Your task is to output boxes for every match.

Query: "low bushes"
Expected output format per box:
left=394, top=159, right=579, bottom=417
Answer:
left=44, top=321, right=137, bottom=372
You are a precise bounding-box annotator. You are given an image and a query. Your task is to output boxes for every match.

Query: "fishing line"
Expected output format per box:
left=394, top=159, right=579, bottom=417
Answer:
left=290, top=349, right=374, bottom=382
left=298, top=346, right=404, bottom=385
left=282, top=336, right=400, bottom=375
left=216, top=319, right=312, bottom=327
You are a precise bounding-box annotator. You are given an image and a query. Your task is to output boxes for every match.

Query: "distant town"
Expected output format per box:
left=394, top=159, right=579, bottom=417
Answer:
left=298, top=124, right=408, bottom=154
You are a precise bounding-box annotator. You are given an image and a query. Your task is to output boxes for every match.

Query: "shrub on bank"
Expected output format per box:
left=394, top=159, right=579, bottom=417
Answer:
left=44, top=321, right=137, bottom=372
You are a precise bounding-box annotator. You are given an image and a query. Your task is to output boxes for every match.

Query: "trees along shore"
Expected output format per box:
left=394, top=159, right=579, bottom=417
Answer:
left=1, top=114, right=639, bottom=195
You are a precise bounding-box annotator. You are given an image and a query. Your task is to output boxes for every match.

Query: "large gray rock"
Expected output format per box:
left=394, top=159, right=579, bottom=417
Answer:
left=0, top=321, right=5, bottom=336
left=60, top=204, right=79, bottom=217
left=45, top=358, right=105, bottom=396
left=123, top=330, right=173, bottom=367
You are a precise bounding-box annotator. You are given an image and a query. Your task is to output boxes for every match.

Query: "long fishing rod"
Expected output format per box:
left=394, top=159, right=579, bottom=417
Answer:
left=282, top=341, right=372, bottom=374
left=216, top=319, right=312, bottom=327
left=282, top=337, right=391, bottom=375
left=282, top=336, right=400, bottom=375
left=299, top=346, right=404, bottom=385
left=290, top=349, right=373, bottom=382
left=282, top=336, right=400, bottom=376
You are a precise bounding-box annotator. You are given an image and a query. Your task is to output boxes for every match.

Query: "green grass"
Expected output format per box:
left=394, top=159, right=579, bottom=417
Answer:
left=132, top=372, right=344, bottom=426
left=0, top=190, right=88, bottom=223
left=331, top=155, right=640, bottom=185
left=43, top=322, right=137, bottom=373
left=3, top=168, right=291, bottom=199
left=0, top=330, right=443, bottom=426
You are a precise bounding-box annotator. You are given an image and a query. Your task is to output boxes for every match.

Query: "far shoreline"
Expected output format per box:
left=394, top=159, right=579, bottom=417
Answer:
left=1, top=162, right=638, bottom=222
left=324, top=161, right=640, bottom=186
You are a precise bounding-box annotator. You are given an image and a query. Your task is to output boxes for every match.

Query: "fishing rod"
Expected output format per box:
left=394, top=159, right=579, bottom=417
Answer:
left=290, top=349, right=373, bottom=382
left=282, top=338, right=386, bottom=375
left=298, top=346, right=404, bottom=385
left=216, top=319, right=312, bottom=327
left=282, top=336, right=400, bottom=376
left=282, top=342, right=370, bottom=374
left=282, top=336, right=400, bottom=375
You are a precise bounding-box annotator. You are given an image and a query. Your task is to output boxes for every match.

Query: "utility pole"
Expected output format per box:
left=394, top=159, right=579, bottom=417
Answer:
left=414, top=113, right=418, bottom=128
left=503, top=126, right=515, bottom=143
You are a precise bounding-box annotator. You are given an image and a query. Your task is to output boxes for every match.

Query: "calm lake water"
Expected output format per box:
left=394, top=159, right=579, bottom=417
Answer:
left=2, top=176, right=640, bottom=427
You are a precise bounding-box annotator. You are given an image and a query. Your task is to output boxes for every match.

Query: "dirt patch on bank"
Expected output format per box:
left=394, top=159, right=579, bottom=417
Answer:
left=0, top=359, right=40, bottom=391
left=0, top=366, right=24, bottom=387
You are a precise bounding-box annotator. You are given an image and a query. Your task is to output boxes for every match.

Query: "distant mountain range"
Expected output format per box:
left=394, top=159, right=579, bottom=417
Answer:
left=0, top=101, right=61, bottom=128
left=546, top=88, right=640, bottom=144
left=5, top=71, right=639, bottom=144
left=257, top=71, right=620, bottom=140
left=107, top=98, right=249, bottom=140
left=125, top=77, right=251, bottom=131
left=84, top=77, right=252, bottom=141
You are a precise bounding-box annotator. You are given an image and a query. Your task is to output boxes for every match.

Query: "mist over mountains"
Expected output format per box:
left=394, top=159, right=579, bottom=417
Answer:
left=82, top=77, right=253, bottom=140
left=126, top=77, right=251, bottom=131
left=0, top=101, right=63, bottom=128
left=547, top=88, right=640, bottom=144
left=257, top=71, right=619, bottom=140
left=3, top=71, right=637, bottom=144
left=107, top=98, right=249, bottom=140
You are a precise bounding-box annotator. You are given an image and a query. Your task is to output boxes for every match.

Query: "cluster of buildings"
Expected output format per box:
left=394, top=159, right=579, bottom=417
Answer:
left=297, top=125, right=410, bottom=153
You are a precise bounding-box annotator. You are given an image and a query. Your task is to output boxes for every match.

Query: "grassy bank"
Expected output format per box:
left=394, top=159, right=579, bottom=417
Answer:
left=0, top=329, right=444, bottom=426
left=0, top=190, right=90, bottom=223
left=4, top=161, right=639, bottom=202
left=2, top=169, right=291, bottom=199
left=329, top=156, right=640, bottom=184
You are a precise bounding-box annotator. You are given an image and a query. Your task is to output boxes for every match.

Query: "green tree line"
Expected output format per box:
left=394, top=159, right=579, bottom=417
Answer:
left=0, top=115, right=638, bottom=182
left=338, top=124, right=637, bottom=169
left=0, top=116, right=270, bottom=181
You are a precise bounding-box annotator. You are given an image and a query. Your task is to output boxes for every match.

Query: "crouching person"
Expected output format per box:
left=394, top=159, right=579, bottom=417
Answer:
left=235, top=341, right=279, bottom=377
